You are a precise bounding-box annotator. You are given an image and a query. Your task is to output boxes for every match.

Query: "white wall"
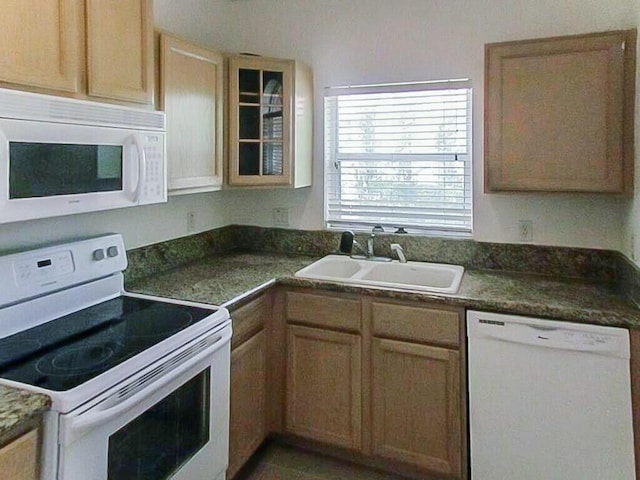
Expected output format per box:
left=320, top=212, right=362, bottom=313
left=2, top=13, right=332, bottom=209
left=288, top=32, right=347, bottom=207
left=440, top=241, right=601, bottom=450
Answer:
left=156, top=0, right=637, bottom=250
left=1, top=1, right=635, bottom=253
left=0, top=192, right=233, bottom=252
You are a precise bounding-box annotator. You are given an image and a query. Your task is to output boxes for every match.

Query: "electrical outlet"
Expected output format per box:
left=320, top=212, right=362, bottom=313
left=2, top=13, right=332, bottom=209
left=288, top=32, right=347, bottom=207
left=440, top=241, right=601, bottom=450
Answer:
left=518, top=220, right=533, bottom=242
left=187, top=211, right=196, bottom=232
left=273, top=208, right=289, bottom=227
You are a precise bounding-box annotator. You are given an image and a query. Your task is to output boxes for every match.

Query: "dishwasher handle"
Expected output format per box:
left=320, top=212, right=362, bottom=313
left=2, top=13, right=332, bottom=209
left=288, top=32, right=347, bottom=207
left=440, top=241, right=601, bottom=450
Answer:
left=473, top=319, right=626, bottom=356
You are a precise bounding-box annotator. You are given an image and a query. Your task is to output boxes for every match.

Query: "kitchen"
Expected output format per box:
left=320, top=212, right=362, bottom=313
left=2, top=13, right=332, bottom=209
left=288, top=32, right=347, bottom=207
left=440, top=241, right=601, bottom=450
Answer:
left=0, top=0, right=639, bottom=479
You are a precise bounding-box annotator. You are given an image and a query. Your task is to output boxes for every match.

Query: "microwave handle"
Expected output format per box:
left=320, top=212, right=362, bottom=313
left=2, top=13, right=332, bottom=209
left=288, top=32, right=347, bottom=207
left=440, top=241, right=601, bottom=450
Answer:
left=64, top=326, right=230, bottom=441
left=131, top=135, right=146, bottom=202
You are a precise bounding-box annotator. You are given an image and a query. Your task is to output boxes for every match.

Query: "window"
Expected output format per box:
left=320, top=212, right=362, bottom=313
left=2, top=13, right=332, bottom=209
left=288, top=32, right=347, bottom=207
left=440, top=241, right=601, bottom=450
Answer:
left=324, top=80, right=472, bottom=236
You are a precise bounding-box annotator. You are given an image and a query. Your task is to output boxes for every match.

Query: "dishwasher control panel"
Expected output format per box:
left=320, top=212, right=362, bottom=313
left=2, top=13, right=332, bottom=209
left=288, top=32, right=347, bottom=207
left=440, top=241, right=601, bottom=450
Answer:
left=470, top=311, right=630, bottom=358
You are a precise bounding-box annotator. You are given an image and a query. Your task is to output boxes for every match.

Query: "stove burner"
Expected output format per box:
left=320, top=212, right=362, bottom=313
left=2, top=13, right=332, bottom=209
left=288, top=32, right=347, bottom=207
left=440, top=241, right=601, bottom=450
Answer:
left=36, top=342, right=123, bottom=377
left=0, top=295, right=216, bottom=392
left=111, top=307, right=193, bottom=338
left=0, top=339, right=42, bottom=362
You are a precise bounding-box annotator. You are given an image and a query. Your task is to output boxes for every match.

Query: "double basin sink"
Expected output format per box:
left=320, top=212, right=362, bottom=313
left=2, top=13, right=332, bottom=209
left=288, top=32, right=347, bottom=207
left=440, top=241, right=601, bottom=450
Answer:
left=295, top=255, right=464, bottom=294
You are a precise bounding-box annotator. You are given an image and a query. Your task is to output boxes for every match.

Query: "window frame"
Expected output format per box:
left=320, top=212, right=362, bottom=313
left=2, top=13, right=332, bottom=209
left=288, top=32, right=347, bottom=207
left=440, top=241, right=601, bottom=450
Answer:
left=323, top=79, right=473, bottom=237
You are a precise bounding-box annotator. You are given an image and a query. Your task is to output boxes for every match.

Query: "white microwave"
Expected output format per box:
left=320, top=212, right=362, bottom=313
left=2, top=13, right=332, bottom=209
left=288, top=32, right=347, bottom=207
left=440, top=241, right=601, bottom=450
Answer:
left=0, top=88, right=166, bottom=224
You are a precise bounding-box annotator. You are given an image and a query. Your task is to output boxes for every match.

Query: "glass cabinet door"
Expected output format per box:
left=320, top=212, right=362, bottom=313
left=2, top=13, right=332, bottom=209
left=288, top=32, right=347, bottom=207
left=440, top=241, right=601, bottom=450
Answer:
left=261, top=70, right=283, bottom=176
left=237, top=68, right=284, bottom=177
left=238, top=69, right=261, bottom=176
left=230, top=57, right=291, bottom=185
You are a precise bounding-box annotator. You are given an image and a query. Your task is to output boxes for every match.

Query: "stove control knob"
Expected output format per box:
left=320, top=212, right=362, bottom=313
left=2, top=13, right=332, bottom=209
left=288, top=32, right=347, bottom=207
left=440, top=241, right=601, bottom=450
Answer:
left=107, top=246, right=119, bottom=258
left=92, top=249, right=106, bottom=261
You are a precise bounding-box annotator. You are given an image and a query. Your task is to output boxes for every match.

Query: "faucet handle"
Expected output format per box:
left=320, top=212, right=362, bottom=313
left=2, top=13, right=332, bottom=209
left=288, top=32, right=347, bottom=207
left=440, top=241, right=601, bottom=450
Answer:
left=390, top=243, right=407, bottom=263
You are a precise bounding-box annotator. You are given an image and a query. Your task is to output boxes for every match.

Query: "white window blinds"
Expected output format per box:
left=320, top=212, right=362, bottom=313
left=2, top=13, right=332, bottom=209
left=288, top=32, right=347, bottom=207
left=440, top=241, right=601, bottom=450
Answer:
left=324, top=81, right=472, bottom=235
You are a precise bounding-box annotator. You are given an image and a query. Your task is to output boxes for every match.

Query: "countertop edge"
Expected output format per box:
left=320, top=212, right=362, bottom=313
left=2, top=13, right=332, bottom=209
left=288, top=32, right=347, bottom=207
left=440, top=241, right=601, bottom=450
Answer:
left=0, top=386, right=50, bottom=447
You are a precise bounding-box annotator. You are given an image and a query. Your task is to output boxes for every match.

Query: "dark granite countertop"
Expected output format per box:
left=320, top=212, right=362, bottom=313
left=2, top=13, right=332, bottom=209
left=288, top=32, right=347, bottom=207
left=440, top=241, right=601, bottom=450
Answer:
left=127, top=251, right=640, bottom=329
left=128, top=252, right=319, bottom=309
left=4, top=250, right=639, bottom=448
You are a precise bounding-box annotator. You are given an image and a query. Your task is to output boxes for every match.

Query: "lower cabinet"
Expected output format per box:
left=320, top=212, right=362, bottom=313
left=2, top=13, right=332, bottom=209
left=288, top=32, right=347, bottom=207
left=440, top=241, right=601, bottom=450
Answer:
left=228, top=288, right=465, bottom=479
left=228, top=295, right=270, bottom=479
left=283, top=289, right=466, bottom=479
left=229, top=330, right=267, bottom=478
left=0, top=429, right=39, bottom=480
left=286, top=324, right=362, bottom=450
left=371, top=338, right=461, bottom=476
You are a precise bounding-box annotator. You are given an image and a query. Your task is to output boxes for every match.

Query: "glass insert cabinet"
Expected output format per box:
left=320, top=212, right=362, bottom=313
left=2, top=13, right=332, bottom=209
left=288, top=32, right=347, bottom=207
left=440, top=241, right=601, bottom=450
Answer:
left=228, top=55, right=313, bottom=187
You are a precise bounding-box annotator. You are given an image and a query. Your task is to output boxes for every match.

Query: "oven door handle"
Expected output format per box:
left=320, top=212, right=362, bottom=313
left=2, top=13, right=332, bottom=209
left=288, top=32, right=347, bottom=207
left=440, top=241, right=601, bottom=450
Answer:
left=63, top=326, right=231, bottom=443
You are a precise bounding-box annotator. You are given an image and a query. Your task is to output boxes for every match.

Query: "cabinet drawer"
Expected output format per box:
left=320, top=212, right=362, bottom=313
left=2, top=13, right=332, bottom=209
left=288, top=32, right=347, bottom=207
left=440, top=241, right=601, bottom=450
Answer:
left=231, top=294, right=268, bottom=349
left=371, top=302, right=460, bottom=347
left=286, top=291, right=361, bottom=332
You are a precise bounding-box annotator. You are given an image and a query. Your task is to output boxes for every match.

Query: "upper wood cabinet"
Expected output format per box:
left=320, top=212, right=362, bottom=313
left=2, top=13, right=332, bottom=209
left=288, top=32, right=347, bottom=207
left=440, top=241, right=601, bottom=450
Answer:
left=485, top=30, right=636, bottom=194
left=159, top=33, right=224, bottom=194
left=227, top=55, right=313, bottom=188
left=86, top=0, right=154, bottom=104
left=0, top=0, right=154, bottom=105
left=0, top=0, right=83, bottom=93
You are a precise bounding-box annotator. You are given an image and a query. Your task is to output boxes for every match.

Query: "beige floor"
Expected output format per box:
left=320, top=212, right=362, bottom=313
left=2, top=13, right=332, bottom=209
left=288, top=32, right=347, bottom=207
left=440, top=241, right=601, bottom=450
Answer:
left=236, top=442, right=410, bottom=480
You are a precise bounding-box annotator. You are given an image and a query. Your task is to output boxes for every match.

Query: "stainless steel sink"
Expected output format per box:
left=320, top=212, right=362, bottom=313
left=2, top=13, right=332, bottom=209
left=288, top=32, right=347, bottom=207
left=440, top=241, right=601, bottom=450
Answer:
left=295, top=255, right=464, bottom=294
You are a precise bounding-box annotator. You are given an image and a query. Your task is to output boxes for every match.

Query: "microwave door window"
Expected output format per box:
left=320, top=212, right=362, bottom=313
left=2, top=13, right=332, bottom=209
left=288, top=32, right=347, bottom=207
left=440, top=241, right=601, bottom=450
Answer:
left=9, top=142, right=123, bottom=199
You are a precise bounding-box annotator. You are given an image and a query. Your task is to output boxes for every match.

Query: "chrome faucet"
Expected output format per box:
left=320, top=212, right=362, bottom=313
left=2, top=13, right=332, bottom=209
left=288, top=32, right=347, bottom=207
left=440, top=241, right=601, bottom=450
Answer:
left=367, top=234, right=375, bottom=258
left=352, top=239, right=369, bottom=258
left=390, top=243, right=407, bottom=263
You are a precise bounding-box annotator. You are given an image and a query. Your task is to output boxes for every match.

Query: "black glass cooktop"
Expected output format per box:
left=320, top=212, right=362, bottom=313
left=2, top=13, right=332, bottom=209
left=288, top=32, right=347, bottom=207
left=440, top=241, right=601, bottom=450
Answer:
left=0, top=297, right=213, bottom=392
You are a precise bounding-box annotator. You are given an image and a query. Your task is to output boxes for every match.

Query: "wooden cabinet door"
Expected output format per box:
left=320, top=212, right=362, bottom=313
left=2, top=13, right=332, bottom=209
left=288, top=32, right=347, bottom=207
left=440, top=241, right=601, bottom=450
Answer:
left=86, top=0, right=153, bottom=104
left=160, top=34, right=224, bottom=194
left=485, top=30, right=635, bottom=193
left=0, top=430, right=39, bottom=480
left=228, top=56, right=293, bottom=187
left=371, top=338, right=461, bottom=476
left=286, top=325, right=362, bottom=450
left=228, top=330, right=267, bottom=479
left=0, top=0, right=82, bottom=93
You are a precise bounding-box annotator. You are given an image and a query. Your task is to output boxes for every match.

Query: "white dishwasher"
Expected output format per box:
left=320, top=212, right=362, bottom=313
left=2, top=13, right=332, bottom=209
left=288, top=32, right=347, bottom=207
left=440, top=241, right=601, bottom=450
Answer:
left=467, top=311, right=635, bottom=480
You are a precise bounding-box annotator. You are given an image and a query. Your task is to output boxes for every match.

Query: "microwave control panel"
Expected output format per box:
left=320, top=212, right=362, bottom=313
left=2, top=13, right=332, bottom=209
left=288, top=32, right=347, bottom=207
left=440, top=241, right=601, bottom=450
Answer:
left=140, top=135, right=166, bottom=204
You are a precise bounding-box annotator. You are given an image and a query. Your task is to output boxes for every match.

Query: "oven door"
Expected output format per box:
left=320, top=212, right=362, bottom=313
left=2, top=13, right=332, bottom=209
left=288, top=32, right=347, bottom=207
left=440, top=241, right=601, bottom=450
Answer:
left=56, top=323, right=231, bottom=480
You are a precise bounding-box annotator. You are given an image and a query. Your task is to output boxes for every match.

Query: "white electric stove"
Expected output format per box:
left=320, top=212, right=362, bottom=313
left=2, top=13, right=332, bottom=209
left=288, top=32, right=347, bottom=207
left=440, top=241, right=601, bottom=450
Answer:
left=0, top=234, right=231, bottom=480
